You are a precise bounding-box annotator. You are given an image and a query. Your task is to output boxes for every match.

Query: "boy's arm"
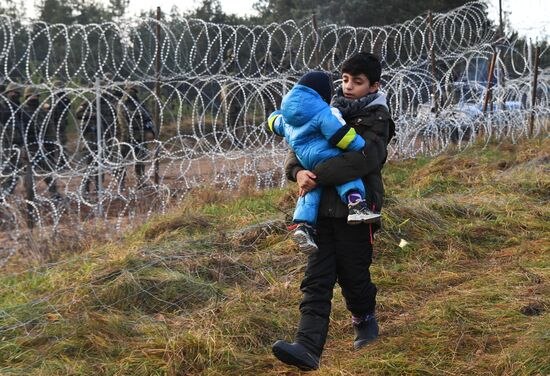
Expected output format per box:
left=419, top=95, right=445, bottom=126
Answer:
left=285, top=149, right=318, bottom=193
left=312, top=148, right=378, bottom=186
left=320, top=107, right=365, bottom=151
left=313, top=109, right=392, bottom=186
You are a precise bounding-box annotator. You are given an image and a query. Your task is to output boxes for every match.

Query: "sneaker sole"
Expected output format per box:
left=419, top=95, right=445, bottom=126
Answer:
left=272, top=345, right=318, bottom=371
left=292, top=232, right=318, bottom=255
left=347, top=214, right=381, bottom=225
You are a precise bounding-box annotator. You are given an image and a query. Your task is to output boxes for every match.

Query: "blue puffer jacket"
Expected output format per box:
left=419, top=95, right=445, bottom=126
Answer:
left=268, top=84, right=365, bottom=170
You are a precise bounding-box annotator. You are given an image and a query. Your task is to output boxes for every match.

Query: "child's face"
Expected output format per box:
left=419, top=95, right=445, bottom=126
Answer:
left=341, top=73, right=380, bottom=99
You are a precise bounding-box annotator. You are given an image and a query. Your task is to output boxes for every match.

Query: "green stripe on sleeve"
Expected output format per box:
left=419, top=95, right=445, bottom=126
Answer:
left=336, top=127, right=357, bottom=149
left=268, top=114, right=281, bottom=133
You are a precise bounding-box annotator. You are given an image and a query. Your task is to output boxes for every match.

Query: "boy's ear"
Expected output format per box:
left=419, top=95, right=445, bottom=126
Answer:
left=370, top=81, right=381, bottom=93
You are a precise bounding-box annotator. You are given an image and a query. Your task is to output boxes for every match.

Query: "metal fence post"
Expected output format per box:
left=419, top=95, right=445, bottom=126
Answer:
left=482, top=51, right=498, bottom=113
left=95, top=76, right=103, bottom=217
left=427, top=10, right=439, bottom=115
left=399, top=75, right=404, bottom=116
left=529, top=45, right=541, bottom=138
left=154, top=6, right=161, bottom=185
left=312, top=13, right=320, bottom=68
left=24, top=149, right=35, bottom=229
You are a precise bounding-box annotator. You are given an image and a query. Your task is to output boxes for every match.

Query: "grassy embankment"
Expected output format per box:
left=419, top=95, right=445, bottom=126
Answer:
left=1, top=137, right=549, bottom=375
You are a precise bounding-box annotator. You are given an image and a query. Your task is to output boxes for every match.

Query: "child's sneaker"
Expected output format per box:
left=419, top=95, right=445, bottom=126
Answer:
left=347, top=199, right=381, bottom=225
left=291, top=223, right=318, bottom=255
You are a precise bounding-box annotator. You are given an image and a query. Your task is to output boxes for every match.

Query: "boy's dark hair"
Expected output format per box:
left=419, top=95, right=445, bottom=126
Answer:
left=341, top=52, right=382, bottom=84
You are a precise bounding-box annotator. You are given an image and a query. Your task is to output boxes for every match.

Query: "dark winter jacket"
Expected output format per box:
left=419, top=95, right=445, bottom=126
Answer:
left=285, top=90, right=395, bottom=233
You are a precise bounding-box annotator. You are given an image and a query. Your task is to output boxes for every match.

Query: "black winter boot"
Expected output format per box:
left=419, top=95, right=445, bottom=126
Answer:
left=352, top=313, right=379, bottom=350
left=272, top=340, right=320, bottom=371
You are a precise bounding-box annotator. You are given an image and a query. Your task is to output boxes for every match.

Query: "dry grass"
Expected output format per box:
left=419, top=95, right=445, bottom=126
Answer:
left=0, top=137, right=549, bottom=375
left=143, top=213, right=213, bottom=240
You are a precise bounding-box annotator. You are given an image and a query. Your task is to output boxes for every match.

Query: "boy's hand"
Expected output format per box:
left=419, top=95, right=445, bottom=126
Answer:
left=297, top=170, right=317, bottom=195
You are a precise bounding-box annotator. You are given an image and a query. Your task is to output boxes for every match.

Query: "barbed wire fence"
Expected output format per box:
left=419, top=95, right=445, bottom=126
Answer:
left=0, top=1, right=548, bottom=254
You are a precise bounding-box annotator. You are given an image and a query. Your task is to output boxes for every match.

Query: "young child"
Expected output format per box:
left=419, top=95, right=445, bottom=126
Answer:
left=271, top=52, right=394, bottom=371
left=267, top=71, right=380, bottom=254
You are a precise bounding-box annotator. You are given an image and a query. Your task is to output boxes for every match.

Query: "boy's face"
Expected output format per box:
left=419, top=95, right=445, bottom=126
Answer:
left=341, top=73, right=380, bottom=99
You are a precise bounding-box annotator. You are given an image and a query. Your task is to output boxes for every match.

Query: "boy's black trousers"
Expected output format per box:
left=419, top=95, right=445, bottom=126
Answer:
left=295, top=216, right=377, bottom=356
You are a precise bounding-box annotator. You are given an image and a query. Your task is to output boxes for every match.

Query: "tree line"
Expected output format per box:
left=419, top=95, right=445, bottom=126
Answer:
left=1, top=0, right=472, bottom=27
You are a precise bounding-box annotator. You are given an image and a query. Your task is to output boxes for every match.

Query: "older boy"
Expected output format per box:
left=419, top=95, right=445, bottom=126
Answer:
left=272, top=52, right=395, bottom=371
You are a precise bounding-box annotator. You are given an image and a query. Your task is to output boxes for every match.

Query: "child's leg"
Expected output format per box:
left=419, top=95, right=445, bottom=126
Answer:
left=334, top=179, right=381, bottom=224
left=292, top=186, right=323, bottom=225
left=347, top=190, right=362, bottom=204
left=334, top=178, right=365, bottom=204
left=292, top=187, right=323, bottom=254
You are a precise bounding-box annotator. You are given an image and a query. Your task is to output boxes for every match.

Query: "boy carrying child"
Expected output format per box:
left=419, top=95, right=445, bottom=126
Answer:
left=267, top=70, right=381, bottom=254
left=269, top=52, right=395, bottom=371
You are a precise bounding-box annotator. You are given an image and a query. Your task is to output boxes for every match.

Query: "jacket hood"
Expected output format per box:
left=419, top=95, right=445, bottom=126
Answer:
left=281, top=84, right=328, bottom=126
left=366, top=92, right=388, bottom=110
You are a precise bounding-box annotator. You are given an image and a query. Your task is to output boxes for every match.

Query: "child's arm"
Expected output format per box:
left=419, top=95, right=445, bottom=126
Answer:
left=266, top=110, right=285, bottom=137
left=320, top=107, right=365, bottom=152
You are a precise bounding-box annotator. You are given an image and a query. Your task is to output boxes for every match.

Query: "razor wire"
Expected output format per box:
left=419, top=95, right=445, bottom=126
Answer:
left=0, top=0, right=549, bottom=246
left=0, top=1, right=506, bottom=80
